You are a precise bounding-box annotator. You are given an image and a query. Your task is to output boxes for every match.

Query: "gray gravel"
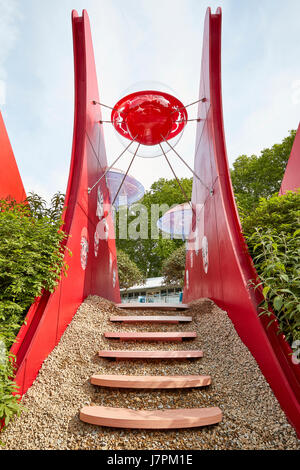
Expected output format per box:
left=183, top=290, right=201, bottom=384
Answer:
left=1, top=296, right=299, bottom=450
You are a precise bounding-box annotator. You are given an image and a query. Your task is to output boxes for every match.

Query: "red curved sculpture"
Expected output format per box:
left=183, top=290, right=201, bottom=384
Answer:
left=10, top=10, right=120, bottom=396
left=279, top=123, right=300, bottom=195
left=2, top=6, right=299, bottom=439
left=183, top=7, right=300, bottom=436
left=0, top=112, right=26, bottom=202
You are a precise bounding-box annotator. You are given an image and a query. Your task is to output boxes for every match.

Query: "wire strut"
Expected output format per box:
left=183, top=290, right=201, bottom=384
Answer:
left=110, top=143, right=140, bottom=208
left=159, top=143, right=195, bottom=216
left=102, top=142, right=141, bottom=220
left=88, top=137, right=138, bottom=194
left=92, top=100, right=117, bottom=111
left=171, top=97, right=207, bottom=115
left=160, top=135, right=210, bottom=192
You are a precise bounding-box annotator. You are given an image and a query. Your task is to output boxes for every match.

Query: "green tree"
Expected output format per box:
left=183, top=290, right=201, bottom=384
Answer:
left=0, top=193, right=68, bottom=428
left=231, top=130, right=296, bottom=214
left=242, top=191, right=300, bottom=345
left=0, top=197, right=68, bottom=344
left=26, top=191, right=65, bottom=221
left=117, top=249, right=145, bottom=291
left=242, top=190, right=300, bottom=238
left=247, top=228, right=300, bottom=345
left=116, top=177, right=192, bottom=277
left=162, top=244, right=186, bottom=287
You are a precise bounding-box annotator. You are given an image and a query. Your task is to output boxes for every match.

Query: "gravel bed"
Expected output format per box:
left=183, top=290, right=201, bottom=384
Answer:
left=1, top=296, right=299, bottom=450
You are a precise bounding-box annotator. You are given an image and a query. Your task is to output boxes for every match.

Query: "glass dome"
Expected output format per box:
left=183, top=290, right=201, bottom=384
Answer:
left=157, top=202, right=192, bottom=240
left=105, top=168, right=145, bottom=209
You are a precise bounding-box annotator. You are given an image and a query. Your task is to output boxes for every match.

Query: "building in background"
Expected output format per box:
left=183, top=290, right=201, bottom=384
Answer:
left=120, top=277, right=182, bottom=304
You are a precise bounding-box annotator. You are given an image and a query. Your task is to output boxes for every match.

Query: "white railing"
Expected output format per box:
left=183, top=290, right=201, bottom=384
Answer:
left=121, top=293, right=181, bottom=304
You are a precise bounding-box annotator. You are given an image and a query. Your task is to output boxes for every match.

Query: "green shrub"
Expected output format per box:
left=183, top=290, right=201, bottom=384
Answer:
left=117, top=249, right=145, bottom=291
left=248, top=228, right=300, bottom=345
left=231, top=130, right=296, bottom=214
left=0, top=193, right=68, bottom=428
left=242, top=190, right=300, bottom=237
left=0, top=348, right=22, bottom=428
left=162, top=244, right=186, bottom=287
left=242, top=191, right=300, bottom=345
left=0, top=198, right=68, bottom=341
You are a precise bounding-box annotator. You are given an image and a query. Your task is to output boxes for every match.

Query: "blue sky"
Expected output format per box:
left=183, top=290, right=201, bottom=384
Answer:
left=0, top=0, right=299, bottom=201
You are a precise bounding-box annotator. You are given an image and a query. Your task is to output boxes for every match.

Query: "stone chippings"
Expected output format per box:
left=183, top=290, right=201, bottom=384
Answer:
left=1, top=296, right=299, bottom=450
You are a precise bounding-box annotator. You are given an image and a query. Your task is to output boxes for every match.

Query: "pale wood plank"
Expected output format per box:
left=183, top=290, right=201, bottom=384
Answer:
left=104, top=332, right=197, bottom=341
left=98, top=350, right=203, bottom=360
left=80, top=406, right=222, bottom=429
left=90, top=374, right=211, bottom=389
left=110, top=315, right=192, bottom=324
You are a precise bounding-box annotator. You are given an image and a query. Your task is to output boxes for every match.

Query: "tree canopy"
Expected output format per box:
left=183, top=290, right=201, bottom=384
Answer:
left=162, top=244, right=186, bottom=287
left=242, top=190, right=300, bottom=239
left=0, top=193, right=68, bottom=427
left=117, top=249, right=145, bottom=291
left=115, top=129, right=297, bottom=278
left=116, top=177, right=192, bottom=277
left=231, top=130, right=296, bottom=215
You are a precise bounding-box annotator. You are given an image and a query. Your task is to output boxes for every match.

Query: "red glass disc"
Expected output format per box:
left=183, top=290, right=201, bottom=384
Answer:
left=111, top=90, right=188, bottom=146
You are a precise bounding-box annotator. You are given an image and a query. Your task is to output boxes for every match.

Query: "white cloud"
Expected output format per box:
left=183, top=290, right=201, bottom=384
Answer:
left=1, top=0, right=300, bottom=201
left=0, top=0, right=21, bottom=78
left=0, top=80, right=6, bottom=105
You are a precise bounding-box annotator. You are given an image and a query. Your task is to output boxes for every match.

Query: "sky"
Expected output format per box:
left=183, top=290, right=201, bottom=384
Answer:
left=0, top=0, right=299, bottom=202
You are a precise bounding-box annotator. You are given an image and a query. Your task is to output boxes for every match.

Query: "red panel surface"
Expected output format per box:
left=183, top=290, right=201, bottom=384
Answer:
left=0, top=112, right=26, bottom=202
left=10, top=10, right=120, bottom=396
left=279, top=123, right=300, bottom=195
left=183, top=8, right=300, bottom=436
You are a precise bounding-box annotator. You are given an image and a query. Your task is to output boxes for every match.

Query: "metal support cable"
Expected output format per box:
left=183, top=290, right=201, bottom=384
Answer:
left=160, top=135, right=210, bottom=192
left=171, top=97, right=207, bottom=115
left=93, top=97, right=207, bottom=114
left=159, top=143, right=195, bottom=216
left=173, top=118, right=202, bottom=123
left=102, top=143, right=140, bottom=220
left=88, top=137, right=138, bottom=194
left=92, top=100, right=116, bottom=111
left=110, top=143, right=140, bottom=208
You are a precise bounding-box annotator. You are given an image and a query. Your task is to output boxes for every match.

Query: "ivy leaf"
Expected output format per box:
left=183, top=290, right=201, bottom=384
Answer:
left=273, top=296, right=283, bottom=311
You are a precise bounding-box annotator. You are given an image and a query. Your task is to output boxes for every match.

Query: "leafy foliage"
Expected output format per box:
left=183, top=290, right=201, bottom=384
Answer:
left=116, top=177, right=192, bottom=277
left=230, top=131, right=299, bottom=345
left=26, top=191, right=65, bottom=221
left=242, top=190, right=300, bottom=237
left=117, top=250, right=145, bottom=291
left=243, top=191, right=300, bottom=345
left=247, top=228, right=300, bottom=344
left=162, top=244, right=186, bottom=287
left=0, top=350, right=22, bottom=428
left=0, top=192, right=68, bottom=429
left=231, top=130, right=296, bottom=214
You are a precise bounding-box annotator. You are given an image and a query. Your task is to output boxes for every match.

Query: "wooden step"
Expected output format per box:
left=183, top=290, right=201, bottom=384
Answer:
left=110, top=315, right=192, bottom=324
left=116, top=302, right=189, bottom=311
left=90, top=374, right=211, bottom=389
left=104, top=332, right=197, bottom=342
left=98, top=350, right=203, bottom=360
left=80, top=406, right=222, bottom=429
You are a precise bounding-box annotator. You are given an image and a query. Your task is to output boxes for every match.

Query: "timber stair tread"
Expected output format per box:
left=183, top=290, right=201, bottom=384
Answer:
left=110, top=315, right=192, bottom=324
left=90, top=374, right=211, bottom=388
left=104, top=331, right=197, bottom=341
left=79, top=304, right=224, bottom=430
left=80, top=406, right=223, bottom=429
left=98, top=350, right=203, bottom=360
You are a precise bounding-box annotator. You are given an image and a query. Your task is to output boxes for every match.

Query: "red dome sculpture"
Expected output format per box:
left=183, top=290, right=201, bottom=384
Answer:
left=111, top=90, right=188, bottom=146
